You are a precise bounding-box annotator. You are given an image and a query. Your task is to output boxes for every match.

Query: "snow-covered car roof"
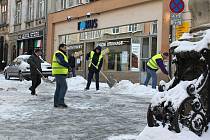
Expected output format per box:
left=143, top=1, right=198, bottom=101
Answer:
left=170, top=29, right=210, bottom=53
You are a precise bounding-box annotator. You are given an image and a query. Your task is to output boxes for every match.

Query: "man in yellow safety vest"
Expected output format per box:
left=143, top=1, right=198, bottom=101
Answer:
left=85, top=46, right=103, bottom=91
left=52, top=44, right=70, bottom=108
left=144, top=52, right=169, bottom=89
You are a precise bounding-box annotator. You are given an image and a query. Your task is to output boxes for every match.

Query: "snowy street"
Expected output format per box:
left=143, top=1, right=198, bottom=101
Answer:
left=0, top=74, right=154, bottom=140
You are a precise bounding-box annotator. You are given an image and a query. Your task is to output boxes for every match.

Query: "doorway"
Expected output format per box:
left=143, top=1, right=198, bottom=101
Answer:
left=139, top=36, right=157, bottom=84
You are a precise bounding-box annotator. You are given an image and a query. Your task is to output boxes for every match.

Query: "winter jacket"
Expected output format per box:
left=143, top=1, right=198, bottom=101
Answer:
left=69, top=56, right=76, bottom=68
left=27, top=53, right=42, bottom=75
left=147, top=54, right=168, bottom=75
left=52, top=50, right=70, bottom=76
left=86, top=49, right=103, bottom=72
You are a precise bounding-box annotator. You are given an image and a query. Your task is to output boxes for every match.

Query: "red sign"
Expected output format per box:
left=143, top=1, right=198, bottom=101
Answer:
left=169, top=0, right=185, bottom=14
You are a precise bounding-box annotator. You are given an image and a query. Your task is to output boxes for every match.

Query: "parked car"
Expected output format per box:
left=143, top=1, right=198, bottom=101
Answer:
left=4, top=55, right=52, bottom=81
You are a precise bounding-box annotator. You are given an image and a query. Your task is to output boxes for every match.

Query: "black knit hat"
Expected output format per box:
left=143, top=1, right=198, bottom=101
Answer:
left=95, top=45, right=102, bottom=51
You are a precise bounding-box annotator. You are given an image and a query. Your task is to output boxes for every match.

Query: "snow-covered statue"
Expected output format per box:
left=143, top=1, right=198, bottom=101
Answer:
left=147, top=29, right=210, bottom=136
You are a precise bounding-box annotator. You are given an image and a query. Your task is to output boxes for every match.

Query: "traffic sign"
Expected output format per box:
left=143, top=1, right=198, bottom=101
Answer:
left=169, top=0, right=185, bottom=14
left=171, top=13, right=182, bottom=25
left=176, top=22, right=190, bottom=39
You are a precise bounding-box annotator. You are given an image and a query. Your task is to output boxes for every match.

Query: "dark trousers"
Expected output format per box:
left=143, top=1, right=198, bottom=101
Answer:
left=30, top=74, right=41, bottom=94
left=54, top=75, right=67, bottom=105
left=71, top=67, right=76, bottom=77
left=144, top=67, right=157, bottom=89
left=86, top=70, right=99, bottom=90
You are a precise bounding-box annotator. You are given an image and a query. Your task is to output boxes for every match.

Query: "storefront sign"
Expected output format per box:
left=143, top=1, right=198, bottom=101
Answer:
left=80, top=30, right=102, bottom=40
left=107, top=40, right=130, bottom=47
left=78, top=19, right=98, bottom=30
left=67, top=44, right=83, bottom=50
left=18, top=31, right=43, bottom=40
left=131, top=43, right=140, bottom=71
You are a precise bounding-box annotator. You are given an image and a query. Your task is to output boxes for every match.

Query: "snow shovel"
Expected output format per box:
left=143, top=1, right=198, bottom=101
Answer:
left=91, top=63, right=117, bottom=88
left=36, top=68, right=54, bottom=83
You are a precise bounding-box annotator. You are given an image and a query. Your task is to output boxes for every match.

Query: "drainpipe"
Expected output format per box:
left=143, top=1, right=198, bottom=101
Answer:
left=43, top=0, right=48, bottom=60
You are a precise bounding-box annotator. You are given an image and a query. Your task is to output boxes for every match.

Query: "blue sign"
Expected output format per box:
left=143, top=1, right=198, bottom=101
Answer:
left=78, top=19, right=98, bottom=30
left=169, top=0, right=185, bottom=14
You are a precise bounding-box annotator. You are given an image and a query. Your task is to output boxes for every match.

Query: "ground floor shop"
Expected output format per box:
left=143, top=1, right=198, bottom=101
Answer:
left=8, top=28, right=45, bottom=63
left=59, top=20, right=159, bottom=83
left=47, top=0, right=170, bottom=83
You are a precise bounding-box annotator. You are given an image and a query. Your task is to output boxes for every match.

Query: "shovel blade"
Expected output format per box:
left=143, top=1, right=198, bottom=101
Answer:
left=107, top=79, right=117, bottom=88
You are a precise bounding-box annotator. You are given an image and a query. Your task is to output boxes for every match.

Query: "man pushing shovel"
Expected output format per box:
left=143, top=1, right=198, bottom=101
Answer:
left=27, top=49, right=42, bottom=96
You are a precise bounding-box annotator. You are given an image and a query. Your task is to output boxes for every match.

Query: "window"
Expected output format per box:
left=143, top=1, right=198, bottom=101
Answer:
left=27, top=0, right=33, bottom=20
left=66, top=0, right=74, bottom=8
left=76, top=0, right=82, bottom=4
left=128, top=24, right=137, bottom=32
left=38, top=0, right=45, bottom=18
left=112, top=27, right=119, bottom=34
left=151, top=21, right=157, bottom=34
left=15, top=1, right=22, bottom=24
left=0, top=0, right=7, bottom=24
left=103, top=39, right=131, bottom=71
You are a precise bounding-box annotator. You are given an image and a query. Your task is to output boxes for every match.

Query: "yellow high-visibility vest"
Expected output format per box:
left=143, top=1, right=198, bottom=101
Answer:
left=52, top=50, right=68, bottom=75
left=88, top=51, right=103, bottom=69
left=147, top=54, right=163, bottom=70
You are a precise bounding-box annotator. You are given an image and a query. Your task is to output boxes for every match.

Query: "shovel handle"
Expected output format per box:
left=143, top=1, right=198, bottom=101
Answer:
left=168, top=75, right=171, bottom=81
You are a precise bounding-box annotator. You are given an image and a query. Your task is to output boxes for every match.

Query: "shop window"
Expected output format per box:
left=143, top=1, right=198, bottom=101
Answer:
left=67, top=45, right=84, bottom=71
left=151, top=21, right=157, bottom=34
left=27, top=0, right=33, bottom=21
left=140, top=37, right=149, bottom=72
left=112, top=27, right=119, bottom=34
left=66, top=0, right=74, bottom=8
left=128, top=24, right=137, bottom=32
left=38, top=0, right=45, bottom=18
left=15, top=1, right=22, bottom=24
left=151, top=37, right=157, bottom=56
left=104, top=40, right=130, bottom=71
left=0, top=0, right=7, bottom=24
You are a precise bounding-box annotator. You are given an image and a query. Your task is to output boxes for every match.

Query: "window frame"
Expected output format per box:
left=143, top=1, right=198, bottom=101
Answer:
left=1, top=0, right=7, bottom=24
left=27, top=0, right=33, bottom=21
left=128, top=24, right=138, bottom=32
left=15, top=1, right=22, bottom=24
left=38, top=0, right=45, bottom=18
left=112, top=27, right=119, bottom=34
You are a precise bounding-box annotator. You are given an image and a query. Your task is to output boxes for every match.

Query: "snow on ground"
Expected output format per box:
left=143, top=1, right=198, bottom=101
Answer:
left=1, top=74, right=209, bottom=140
left=108, top=125, right=210, bottom=140
left=0, top=74, right=153, bottom=139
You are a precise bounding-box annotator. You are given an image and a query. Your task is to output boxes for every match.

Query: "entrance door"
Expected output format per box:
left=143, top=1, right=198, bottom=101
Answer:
left=139, top=36, right=157, bottom=84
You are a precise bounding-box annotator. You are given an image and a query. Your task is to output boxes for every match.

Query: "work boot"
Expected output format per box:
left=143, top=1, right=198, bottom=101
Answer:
left=84, top=88, right=89, bottom=91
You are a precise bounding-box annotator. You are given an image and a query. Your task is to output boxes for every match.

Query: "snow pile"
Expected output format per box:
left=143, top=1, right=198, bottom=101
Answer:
left=65, top=77, right=155, bottom=97
left=137, top=125, right=210, bottom=140
left=111, top=80, right=157, bottom=96
left=108, top=125, right=210, bottom=140
left=170, top=29, right=210, bottom=52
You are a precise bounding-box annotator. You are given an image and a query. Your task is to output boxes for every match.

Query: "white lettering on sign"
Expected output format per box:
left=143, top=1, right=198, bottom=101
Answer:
left=80, top=30, right=102, bottom=40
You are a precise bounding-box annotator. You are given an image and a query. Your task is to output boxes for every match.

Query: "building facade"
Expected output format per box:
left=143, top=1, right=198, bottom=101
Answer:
left=47, top=0, right=172, bottom=83
left=7, top=0, right=47, bottom=63
left=0, top=0, right=8, bottom=70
